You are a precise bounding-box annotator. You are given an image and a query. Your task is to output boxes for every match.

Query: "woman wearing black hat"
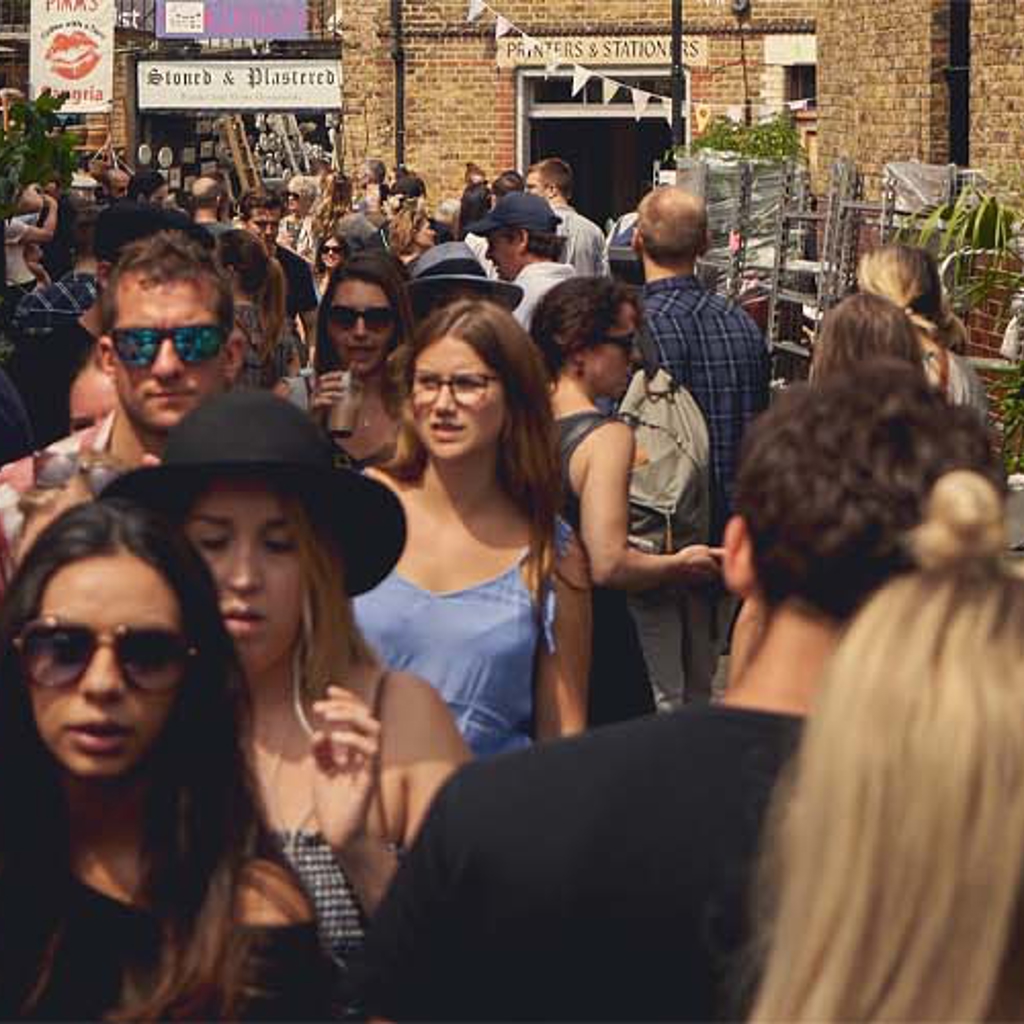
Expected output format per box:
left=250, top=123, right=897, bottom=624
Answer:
left=107, top=390, right=468, bottom=1000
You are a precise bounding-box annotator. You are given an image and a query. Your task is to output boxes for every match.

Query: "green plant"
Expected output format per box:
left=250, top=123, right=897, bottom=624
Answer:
left=909, top=186, right=1021, bottom=308
left=0, top=92, right=77, bottom=220
left=995, top=362, right=1024, bottom=475
left=669, top=112, right=805, bottom=163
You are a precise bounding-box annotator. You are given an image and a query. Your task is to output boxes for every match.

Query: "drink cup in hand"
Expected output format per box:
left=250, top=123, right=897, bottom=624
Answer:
left=328, top=371, right=365, bottom=438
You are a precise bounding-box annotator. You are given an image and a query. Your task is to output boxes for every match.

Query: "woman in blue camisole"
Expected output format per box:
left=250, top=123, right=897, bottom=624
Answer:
left=356, top=300, right=591, bottom=757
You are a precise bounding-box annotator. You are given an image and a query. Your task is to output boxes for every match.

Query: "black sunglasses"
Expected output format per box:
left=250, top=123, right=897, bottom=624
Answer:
left=14, top=617, right=195, bottom=692
left=327, top=305, right=394, bottom=331
left=603, top=331, right=637, bottom=352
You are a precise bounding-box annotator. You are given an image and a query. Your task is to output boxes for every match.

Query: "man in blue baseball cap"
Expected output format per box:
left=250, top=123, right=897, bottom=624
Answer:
left=465, top=191, right=575, bottom=329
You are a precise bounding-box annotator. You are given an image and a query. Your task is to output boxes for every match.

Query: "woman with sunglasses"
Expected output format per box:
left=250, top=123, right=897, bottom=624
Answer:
left=108, top=391, right=468, bottom=1006
left=311, top=253, right=412, bottom=470
left=313, top=229, right=348, bottom=297
left=355, top=300, right=591, bottom=757
left=0, top=499, right=329, bottom=1019
left=532, top=278, right=723, bottom=724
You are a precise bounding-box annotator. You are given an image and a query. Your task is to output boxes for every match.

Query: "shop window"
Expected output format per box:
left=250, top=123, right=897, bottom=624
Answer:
left=785, top=64, right=816, bottom=105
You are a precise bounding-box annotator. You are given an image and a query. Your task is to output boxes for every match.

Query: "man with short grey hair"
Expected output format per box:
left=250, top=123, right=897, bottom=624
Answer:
left=631, top=186, right=770, bottom=709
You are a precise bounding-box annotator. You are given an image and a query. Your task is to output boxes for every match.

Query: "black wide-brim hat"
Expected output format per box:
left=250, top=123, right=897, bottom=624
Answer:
left=103, top=391, right=406, bottom=596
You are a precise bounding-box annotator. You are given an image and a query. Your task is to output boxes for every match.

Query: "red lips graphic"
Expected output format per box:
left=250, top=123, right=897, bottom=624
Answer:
left=45, top=31, right=101, bottom=81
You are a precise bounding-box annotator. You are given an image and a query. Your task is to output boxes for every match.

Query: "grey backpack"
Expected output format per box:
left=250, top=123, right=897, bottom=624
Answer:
left=618, top=331, right=711, bottom=554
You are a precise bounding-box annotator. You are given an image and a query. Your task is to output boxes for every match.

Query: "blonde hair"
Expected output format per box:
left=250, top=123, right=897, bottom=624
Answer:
left=283, top=495, right=377, bottom=704
left=858, top=243, right=970, bottom=354
left=386, top=199, right=431, bottom=259
left=752, top=470, right=1024, bottom=1022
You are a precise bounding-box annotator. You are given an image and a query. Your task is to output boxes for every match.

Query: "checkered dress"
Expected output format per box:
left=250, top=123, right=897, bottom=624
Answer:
left=276, top=830, right=367, bottom=968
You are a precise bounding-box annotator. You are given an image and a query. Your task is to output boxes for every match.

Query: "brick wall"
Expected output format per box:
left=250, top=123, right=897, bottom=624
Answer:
left=971, top=0, right=1024, bottom=191
left=337, top=0, right=818, bottom=203
left=816, top=0, right=949, bottom=195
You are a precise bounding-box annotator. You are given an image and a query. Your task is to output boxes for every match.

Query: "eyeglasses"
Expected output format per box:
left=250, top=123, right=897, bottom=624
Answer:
left=33, top=451, right=124, bottom=497
left=14, top=617, right=195, bottom=692
left=322, top=244, right=344, bottom=256
left=111, top=325, right=226, bottom=367
left=327, top=305, right=394, bottom=332
left=411, top=371, right=499, bottom=407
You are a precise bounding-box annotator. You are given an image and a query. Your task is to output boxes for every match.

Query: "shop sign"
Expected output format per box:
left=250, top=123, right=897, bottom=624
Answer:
left=497, top=35, right=708, bottom=69
left=137, top=60, right=343, bottom=111
left=156, top=0, right=307, bottom=41
left=30, top=0, right=116, bottom=113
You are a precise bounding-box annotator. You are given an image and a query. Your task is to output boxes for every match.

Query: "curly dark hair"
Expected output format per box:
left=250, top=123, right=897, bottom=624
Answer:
left=531, top=277, right=640, bottom=378
left=734, top=360, right=1001, bottom=620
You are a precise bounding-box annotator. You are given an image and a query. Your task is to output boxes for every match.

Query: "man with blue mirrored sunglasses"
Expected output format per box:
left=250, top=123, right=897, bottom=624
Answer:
left=0, top=230, right=242, bottom=593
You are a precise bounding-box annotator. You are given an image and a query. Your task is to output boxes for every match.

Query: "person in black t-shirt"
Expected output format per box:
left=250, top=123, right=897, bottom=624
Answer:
left=239, top=190, right=318, bottom=356
left=356, top=361, right=1001, bottom=1022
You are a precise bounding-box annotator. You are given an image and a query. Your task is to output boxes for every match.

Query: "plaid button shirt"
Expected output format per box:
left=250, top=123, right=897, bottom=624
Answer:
left=12, top=272, right=98, bottom=338
left=642, top=275, right=770, bottom=541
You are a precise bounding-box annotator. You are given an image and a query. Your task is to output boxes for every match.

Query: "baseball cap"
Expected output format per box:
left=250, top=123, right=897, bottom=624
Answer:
left=465, top=193, right=561, bottom=236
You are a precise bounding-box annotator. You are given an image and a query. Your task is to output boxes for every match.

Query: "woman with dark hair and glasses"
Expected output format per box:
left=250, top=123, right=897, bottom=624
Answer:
left=0, top=499, right=328, bottom=1019
left=311, top=253, right=413, bottom=470
left=532, top=278, right=722, bottom=724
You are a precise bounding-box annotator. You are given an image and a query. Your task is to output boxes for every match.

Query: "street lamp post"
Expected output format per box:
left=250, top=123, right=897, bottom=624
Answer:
left=671, top=0, right=684, bottom=148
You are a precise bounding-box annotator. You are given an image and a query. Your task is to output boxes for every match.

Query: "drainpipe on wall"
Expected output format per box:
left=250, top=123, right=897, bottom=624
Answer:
left=391, top=0, right=406, bottom=170
left=947, top=0, right=970, bottom=166
left=670, top=0, right=684, bottom=148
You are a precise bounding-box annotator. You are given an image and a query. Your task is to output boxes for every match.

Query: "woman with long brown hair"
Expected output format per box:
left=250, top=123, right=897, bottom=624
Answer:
left=311, top=253, right=412, bottom=470
left=216, top=229, right=294, bottom=390
left=355, top=300, right=591, bottom=757
left=0, top=498, right=328, bottom=1018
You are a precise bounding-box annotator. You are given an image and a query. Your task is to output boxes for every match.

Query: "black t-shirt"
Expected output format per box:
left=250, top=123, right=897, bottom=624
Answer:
left=357, top=704, right=801, bottom=1022
left=276, top=245, right=318, bottom=320
left=0, top=878, right=331, bottom=1020
left=5, top=319, right=95, bottom=448
left=0, top=368, right=33, bottom=464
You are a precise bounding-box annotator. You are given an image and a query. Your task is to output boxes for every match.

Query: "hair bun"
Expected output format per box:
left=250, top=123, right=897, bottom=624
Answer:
left=911, top=471, right=1005, bottom=570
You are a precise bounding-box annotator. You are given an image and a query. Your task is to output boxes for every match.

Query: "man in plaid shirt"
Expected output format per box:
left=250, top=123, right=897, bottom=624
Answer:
left=630, top=187, right=770, bottom=707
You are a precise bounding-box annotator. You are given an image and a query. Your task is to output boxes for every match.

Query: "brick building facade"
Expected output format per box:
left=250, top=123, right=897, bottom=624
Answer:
left=336, top=0, right=818, bottom=223
left=817, top=0, right=1022, bottom=195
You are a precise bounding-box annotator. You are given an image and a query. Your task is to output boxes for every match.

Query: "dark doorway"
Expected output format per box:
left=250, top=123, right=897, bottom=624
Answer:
left=530, top=118, right=673, bottom=228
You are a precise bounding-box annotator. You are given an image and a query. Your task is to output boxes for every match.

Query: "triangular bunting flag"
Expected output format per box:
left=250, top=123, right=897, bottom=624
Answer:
left=467, top=0, right=486, bottom=23
left=632, top=89, right=652, bottom=121
left=495, top=15, right=513, bottom=38
left=601, top=78, right=622, bottom=104
left=571, top=65, right=592, bottom=97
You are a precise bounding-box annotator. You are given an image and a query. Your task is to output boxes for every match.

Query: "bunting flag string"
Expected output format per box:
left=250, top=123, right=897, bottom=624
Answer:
left=465, top=0, right=666, bottom=121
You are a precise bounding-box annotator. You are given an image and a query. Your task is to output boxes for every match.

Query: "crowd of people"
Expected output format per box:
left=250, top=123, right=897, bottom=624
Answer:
left=0, top=146, right=1018, bottom=1021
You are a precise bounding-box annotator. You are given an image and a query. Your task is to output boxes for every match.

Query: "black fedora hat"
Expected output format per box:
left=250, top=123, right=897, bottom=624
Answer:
left=104, top=391, right=406, bottom=596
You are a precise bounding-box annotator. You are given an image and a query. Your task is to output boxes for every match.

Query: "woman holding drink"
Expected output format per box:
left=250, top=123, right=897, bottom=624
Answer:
left=311, top=254, right=412, bottom=470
